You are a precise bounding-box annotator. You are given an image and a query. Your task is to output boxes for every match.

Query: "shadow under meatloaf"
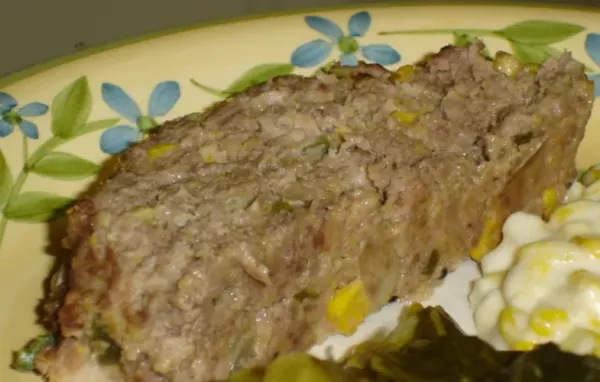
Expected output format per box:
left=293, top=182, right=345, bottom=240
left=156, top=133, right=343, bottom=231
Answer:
left=36, top=43, right=593, bottom=382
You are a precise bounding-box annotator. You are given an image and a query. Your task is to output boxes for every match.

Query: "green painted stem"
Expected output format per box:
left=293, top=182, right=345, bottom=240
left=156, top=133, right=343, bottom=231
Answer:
left=190, top=78, right=228, bottom=98
left=0, top=166, right=27, bottom=248
left=0, top=135, right=74, bottom=248
left=22, top=135, right=29, bottom=167
left=26, top=137, right=64, bottom=168
left=378, top=28, right=495, bottom=36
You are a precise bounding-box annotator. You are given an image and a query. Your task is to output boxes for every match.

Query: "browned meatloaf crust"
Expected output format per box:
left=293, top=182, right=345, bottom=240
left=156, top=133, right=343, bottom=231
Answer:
left=36, top=43, right=593, bottom=381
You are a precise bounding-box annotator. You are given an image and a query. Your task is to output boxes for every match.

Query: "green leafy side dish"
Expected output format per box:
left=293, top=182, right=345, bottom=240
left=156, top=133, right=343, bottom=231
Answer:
left=216, top=304, right=600, bottom=382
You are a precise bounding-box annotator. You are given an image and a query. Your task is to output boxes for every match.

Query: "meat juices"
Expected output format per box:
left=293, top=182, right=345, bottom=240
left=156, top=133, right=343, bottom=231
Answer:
left=36, top=43, right=593, bottom=381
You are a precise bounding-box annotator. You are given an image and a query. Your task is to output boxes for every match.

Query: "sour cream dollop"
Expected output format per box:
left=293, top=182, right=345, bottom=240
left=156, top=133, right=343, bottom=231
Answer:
left=470, top=178, right=600, bottom=356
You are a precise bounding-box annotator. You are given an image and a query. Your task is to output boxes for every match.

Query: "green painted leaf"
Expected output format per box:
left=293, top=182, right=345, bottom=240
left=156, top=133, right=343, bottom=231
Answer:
left=74, top=118, right=120, bottom=137
left=51, top=77, right=92, bottom=138
left=0, top=149, right=12, bottom=210
left=190, top=79, right=228, bottom=98
left=30, top=151, right=100, bottom=180
left=4, top=191, right=73, bottom=222
left=191, top=63, right=295, bottom=98
left=226, top=63, right=294, bottom=94
left=494, top=20, right=585, bottom=44
left=509, top=42, right=561, bottom=64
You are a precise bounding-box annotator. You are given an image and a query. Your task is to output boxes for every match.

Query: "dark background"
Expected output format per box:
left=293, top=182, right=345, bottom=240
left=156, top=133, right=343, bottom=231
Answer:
left=1, top=0, right=598, bottom=77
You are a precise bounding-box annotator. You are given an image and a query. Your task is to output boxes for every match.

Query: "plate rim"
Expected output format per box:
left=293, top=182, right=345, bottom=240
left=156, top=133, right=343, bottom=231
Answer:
left=1, top=1, right=599, bottom=89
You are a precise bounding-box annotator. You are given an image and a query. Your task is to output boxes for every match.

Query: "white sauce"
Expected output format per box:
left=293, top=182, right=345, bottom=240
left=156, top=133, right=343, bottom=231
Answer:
left=470, top=179, right=600, bottom=356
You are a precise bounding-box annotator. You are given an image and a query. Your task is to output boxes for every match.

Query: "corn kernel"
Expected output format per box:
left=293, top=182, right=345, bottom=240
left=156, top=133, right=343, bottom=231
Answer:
left=568, top=270, right=600, bottom=289
left=532, top=114, right=543, bottom=128
left=88, top=234, right=96, bottom=247
left=470, top=217, right=497, bottom=261
left=580, top=165, right=600, bottom=187
left=392, top=111, right=419, bottom=125
left=524, top=63, right=540, bottom=74
left=394, top=65, right=414, bottom=82
left=569, top=269, right=587, bottom=283
left=335, top=127, right=351, bottom=140
left=551, top=205, right=575, bottom=224
left=327, top=279, right=371, bottom=335
left=199, top=144, right=227, bottom=164
left=531, top=261, right=550, bottom=276
left=498, top=307, right=518, bottom=338
left=590, top=319, right=600, bottom=331
left=571, top=235, right=600, bottom=258
left=562, top=328, right=600, bottom=356
left=499, top=307, right=539, bottom=350
left=542, top=188, right=558, bottom=220
left=529, top=308, right=569, bottom=337
left=76, top=344, right=88, bottom=354
left=493, top=51, right=522, bottom=78
left=147, top=143, right=176, bottom=159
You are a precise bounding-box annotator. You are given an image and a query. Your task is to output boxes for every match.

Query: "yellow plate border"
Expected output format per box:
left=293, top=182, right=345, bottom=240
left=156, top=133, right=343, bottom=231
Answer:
left=1, top=1, right=599, bottom=88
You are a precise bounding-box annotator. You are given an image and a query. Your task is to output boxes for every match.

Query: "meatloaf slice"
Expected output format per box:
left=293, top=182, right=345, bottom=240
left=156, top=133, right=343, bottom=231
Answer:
left=36, top=43, right=593, bottom=382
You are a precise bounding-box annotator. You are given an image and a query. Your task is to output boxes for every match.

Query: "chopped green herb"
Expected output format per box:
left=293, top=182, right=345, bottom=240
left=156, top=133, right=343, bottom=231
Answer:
left=513, top=131, right=533, bottom=146
left=293, top=288, right=320, bottom=302
left=271, top=200, right=295, bottom=214
left=422, top=249, right=440, bottom=276
left=91, top=325, right=122, bottom=365
left=303, top=136, right=331, bottom=152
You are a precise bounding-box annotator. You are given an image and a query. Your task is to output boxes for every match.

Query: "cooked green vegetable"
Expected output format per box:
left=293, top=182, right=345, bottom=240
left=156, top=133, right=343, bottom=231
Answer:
left=218, top=304, right=600, bottom=382
left=513, top=131, right=533, bottom=146
left=264, top=353, right=333, bottom=382
left=422, top=249, right=440, bottom=276
left=91, top=325, right=122, bottom=365
left=303, top=136, right=331, bottom=152
left=271, top=200, right=295, bottom=214
left=294, top=288, right=320, bottom=302
left=12, top=332, right=56, bottom=371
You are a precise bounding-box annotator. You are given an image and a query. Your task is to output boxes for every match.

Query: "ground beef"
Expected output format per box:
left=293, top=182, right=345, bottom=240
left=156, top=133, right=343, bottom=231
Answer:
left=36, top=43, right=593, bottom=382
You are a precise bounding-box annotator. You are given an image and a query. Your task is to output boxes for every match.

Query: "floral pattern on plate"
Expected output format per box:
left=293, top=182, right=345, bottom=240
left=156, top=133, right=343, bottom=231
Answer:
left=0, top=78, right=119, bottom=244
left=585, top=33, right=600, bottom=97
left=0, top=93, right=48, bottom=139
left=0, top=11, right=598, bottom=251
left=291, top=11, right=401, bottom=67
left=100, top=81, right=181, bottom=154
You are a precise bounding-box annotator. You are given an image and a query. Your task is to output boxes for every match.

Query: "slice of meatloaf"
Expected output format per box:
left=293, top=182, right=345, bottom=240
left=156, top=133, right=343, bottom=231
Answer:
left=35, top=43, right=593, bottom=382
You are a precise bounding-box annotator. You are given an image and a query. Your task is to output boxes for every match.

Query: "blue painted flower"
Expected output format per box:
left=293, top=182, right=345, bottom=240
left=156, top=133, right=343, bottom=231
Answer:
left=585, top=33, right=600, bottom=98
left=100, top=81, right=181, bottom=154
left=291, top=11, right=401, bottom=68
left=0, top=92, right=48, bottom=139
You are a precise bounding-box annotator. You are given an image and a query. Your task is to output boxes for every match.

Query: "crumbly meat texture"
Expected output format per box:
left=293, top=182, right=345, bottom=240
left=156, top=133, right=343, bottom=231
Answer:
left=36, top=43, right=593, bottom=381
